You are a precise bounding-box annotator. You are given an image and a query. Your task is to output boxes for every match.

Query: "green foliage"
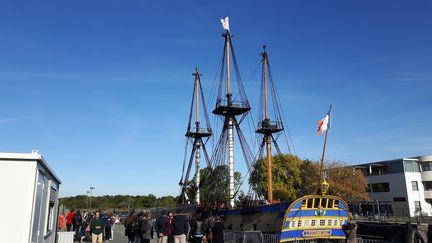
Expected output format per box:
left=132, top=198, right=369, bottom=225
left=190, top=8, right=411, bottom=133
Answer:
left=185, top=165, right=241, bottom=203
left=250, top=154, right=303, bottom=201
left=250, top=154, right=369, bottom=203
left=59, top=194, right=178, bottom=212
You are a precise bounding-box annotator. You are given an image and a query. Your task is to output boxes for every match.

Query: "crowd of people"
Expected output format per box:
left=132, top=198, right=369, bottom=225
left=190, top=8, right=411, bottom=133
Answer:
left=60, top=209, right=117, bottom=242
left=124, top=209, right=224, bottom=243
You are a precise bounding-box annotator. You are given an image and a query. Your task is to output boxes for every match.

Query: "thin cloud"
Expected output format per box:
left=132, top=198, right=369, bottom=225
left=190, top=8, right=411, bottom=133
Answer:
left=0, top=117, right=32, bottom=123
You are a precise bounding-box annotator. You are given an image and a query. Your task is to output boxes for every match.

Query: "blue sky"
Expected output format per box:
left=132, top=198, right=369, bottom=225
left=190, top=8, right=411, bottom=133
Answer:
left=0, top=1, right=431, bottom=197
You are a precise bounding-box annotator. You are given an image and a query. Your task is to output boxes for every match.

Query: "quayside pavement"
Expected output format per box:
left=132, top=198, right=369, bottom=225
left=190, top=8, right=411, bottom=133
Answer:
left=110, top=224, right=157, bottom=243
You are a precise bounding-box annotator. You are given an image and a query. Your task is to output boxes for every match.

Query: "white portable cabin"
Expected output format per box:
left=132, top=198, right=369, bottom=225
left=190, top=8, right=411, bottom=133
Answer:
left=0, top=150, right=61, bottom=243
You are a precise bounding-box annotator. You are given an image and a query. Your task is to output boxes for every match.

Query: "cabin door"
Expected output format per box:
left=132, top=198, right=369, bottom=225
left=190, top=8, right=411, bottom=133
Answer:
left=31, top=171, right=46, bottom=243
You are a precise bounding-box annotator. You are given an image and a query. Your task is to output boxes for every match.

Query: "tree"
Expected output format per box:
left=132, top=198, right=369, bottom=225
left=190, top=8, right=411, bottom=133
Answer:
left=250, top=154, right=369, bottom=203
left=184, top=165, right=241, bottom=204
left=324, top=161, right=369, bottom=202
left=250, top=154, right=303, bottom=202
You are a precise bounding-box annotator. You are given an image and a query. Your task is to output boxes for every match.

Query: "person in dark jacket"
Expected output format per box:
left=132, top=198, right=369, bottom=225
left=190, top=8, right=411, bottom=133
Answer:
left=167, top=212, right=175, bottom=243
left=211, top=216, right=224, bottom=243
left=156, top=209, right=169, bottom=243
left=90, top=211, right=105, bottom=243
left=140, top=211, right=154, bottom=243
left=124, top=210, right=136, bottom=243
left=104, top=213, right=114, bottom=241
left=342, top=220, right=358, bottom=243
left=73, top=210, right=83, bottom=240
left=173, top=209, right=189, bottom=243
left=190, top=214, right=206, bottom=243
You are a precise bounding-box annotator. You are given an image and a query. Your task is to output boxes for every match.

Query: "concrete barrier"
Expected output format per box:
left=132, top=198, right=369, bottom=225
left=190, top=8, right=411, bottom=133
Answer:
left=57, top=231, right=74, bottom=243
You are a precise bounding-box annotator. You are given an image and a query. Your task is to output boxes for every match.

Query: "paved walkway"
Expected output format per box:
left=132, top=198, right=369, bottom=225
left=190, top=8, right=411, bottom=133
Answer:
left=110, top=224, right=157, bottom=243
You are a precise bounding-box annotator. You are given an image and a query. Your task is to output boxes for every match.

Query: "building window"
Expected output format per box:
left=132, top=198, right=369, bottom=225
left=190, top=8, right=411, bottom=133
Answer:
left=421, top=162, right=432, bottom=171
left=423, top=181, right=432, bottom=191
left=414, top=201, right=421, bottom=212
left=371, top=182, right=390, bottom=192
left=370, top=165, right=388, bottom=175
left=404, top=160, right=420, bottom=172
left=366, top=184, right=371, bottom=193
left=46, top=202, right=55, bottom=233
left=412, top=181, right=419, bottom=191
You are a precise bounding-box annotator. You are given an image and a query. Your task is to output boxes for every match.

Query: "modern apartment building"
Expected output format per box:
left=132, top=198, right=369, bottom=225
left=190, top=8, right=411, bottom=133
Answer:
left=353, top=155, right=432, bottom=217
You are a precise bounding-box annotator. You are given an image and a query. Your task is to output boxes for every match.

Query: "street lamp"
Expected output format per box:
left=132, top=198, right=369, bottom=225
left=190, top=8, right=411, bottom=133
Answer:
left=89, top=187, right=95, bottom=212
left=86, top=191, right=91, bottom=210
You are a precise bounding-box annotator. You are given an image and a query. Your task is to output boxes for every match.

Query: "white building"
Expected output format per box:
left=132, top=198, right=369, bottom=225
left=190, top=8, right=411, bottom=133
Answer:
left=0, top=150, right=61, bottom=243
left=354, top=155, right=432, bottom=217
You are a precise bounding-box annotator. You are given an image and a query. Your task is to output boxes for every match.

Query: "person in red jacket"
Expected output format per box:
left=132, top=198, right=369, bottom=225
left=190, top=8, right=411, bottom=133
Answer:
left=66, top=209, right=75, bottom=231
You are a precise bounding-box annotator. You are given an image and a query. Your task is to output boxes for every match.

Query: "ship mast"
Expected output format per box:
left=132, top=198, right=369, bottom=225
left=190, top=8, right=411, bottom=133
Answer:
left=179, top=68, right=212, bottom=204
left=256, top=46, right=284, bottom=204
left=226, top=31, right=235, bottom=208
left=212, top=20, right=251, bottom=207
left=194, top=69, right=201, bottom=204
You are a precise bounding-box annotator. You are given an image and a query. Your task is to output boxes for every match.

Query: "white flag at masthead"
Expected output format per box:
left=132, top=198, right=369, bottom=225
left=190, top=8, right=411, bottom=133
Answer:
left=220, top=16, right=230, bottom=31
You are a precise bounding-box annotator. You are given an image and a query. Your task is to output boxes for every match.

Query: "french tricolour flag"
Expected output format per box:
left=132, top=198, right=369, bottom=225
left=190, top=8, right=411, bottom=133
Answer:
left=316, top=106, right=332, bottom=135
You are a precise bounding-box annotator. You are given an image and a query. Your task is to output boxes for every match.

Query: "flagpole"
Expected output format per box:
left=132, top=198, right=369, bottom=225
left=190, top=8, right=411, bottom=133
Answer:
left=317, top=104, right=332, bottom=194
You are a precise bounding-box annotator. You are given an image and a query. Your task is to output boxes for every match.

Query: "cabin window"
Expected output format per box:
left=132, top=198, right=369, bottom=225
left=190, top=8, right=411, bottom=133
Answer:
left=320, top=198, right=328, bottom=208
left=319, top=220, right=325, bottom=226
left=314, top=198, right=320, bottom=208
left=328, top=199, right=334, bottom=208
left=327, top=220, right=332, bottom=226
left=340, top=220, right=344, bottom=226
left=304, top=220, right=310, bottom=227
left=333, top=200, right=339, bottom=208
left=301, top=200, right=307, bottom=208
left=333, top=220, right=338, bottom=226
left=307, top=199, right=313, bottom=208
left=291, top=221, right=296, bottom=228
left=297, top=220, right=302, bottom=227
left=311, top=220, right=316, bottom=226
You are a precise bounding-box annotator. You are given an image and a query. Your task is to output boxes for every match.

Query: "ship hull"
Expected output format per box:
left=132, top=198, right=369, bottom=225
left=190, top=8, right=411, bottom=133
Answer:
left=219, top=202, right=292, bottom=233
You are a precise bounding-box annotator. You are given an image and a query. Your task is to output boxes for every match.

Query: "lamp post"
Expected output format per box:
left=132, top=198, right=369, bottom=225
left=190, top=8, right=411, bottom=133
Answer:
left=89, top=187, right=95, bottom=212
left=86, top=191, right=91, bottom=210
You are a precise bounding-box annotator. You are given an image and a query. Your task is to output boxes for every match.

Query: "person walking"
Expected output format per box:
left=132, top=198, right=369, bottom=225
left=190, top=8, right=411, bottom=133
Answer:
left=342, top=220, right=358, bottom=243
left=167, top=212, right=174, bottom=243
left=133, top=212, right=145, bottom=243
left=104, top=213, right=114, bottom=241
left=140, top=211, right=154, bottom=243
left=190, top=214, right=205, bottom=243
left=66, top=209, right=75, bottom=231
left=204, top=216, right=214, bottom=243
left=155, top=210, right=169, bottom=243
left=90, top=211, right=105, bottom=243
left=211, top=216, right=224, bottom=243
left=73, top=210, right=83, bottom=241
left=172, top=209, right=188, bottom=243
left=125, top=210, right=136, bottom=243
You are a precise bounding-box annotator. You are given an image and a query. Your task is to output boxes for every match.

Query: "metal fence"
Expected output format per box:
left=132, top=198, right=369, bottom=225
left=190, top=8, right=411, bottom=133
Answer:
left=262, top=233, right=279, bottom=243
left=225, top=231, right=394, bottom=243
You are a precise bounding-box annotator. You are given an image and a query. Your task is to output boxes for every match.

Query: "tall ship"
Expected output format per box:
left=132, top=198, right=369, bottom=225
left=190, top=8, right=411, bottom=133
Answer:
left=179, top=17, right=351, bottom=241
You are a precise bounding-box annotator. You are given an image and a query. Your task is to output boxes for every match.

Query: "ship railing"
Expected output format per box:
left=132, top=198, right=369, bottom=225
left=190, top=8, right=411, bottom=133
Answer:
left=187, top=127, right=212, bottom=134
left=257, top=120, right=284, bottom=130
left=357, top=239, right=392, bottom=243
left=262, top=233, right=279, bottom=243
left=215, top=99, right=250, bottom=109
left=224, top=232, right=394, bottom=243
